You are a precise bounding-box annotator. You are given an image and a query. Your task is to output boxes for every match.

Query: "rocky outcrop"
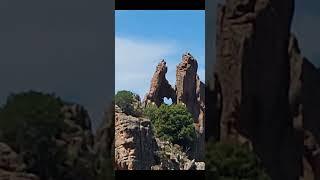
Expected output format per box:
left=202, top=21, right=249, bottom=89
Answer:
left=143, top=60, right=176, bottom=107
left=60, top=104, right=94, bottom=149
left=0, top=143, right=39, bottom=180
left=176, top=53, right=205, bottom=160
left=151, top=138, right=205, bottom=170
left=114, top=100, right=205, bottom=170
left=214, top=0, right=297, bottom=179
left=213, top=0, right=320, bottom=179
left=288, top=34, right=320, bottom=180
left=0, top=94, right=99, bottom=180
left=94, top=104, right=114, bottom=175
left=50, top=103, right=96, bottom=180
left=114, top=106, right=157, bottom=170
left=176, top=53, right=200, bottom=120
left=144, top=53, right=205, bottom=160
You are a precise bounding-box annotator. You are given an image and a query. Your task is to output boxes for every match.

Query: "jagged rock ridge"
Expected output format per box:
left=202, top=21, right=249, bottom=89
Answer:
left=114, top=105, right=157, bottom=170
left=143, top=60, right=176, bottom=107
left=144, top=52, right=205, bottom=160
left=289, top=34, right=320, bottom=180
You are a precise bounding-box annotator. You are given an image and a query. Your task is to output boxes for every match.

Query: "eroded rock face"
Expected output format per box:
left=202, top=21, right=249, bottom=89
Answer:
left=176, top=53, right=205, bottom=129
left=151, top=138, right=205, bottom=170
left=143, top=53, right=205, bottom=161
left=176, top=53, right=199, bottom=118
left=144, top=60, right=176, bottom=107
left=288, top=34, right=320, bottom=180
left=176, top=53, right=205, bottom=160
left=0, top=143, right=39, bottom=180
left=94, top=104, right=114, bottom=179
left=0, top=143, right=24, bottom=172
left=54, top=104, right=96, bottom=180
left=114, top=106, right=157, bottom=170
left=215, top=0, right=296, bottom=179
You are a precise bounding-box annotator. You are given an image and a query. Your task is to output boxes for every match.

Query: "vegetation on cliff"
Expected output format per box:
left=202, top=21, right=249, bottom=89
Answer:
left=0, top=91, right=103, bottom=180
left=206, top=141, right=270, bottom=180
left=115, top=90, right=142, bottom=116
left=144, top=103, right=196, bottom=149
left=0, top=91, right=64, bottom=179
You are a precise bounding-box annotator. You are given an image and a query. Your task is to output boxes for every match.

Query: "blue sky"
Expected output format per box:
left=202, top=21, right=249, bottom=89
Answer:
left=115, top=10, right=205, bottom=100
left=292, top=1, right=320, bottom=66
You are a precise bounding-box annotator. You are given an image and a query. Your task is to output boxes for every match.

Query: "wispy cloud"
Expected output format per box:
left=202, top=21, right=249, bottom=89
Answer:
left=115, top=36, right=205, bottom=100
left=115, top=36, right=177, bottom=98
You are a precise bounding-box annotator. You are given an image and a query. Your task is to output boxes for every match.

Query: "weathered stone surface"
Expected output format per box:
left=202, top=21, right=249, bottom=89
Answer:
left=0, top=143, right=39, bottom=180
left=95, top=104, right=114, bottom=161
left=0, top=143, right=24, bottom=172
left=176, top=53, right=205, bottom=126
left=304, top=130, right=320, bottom=180
left=0, top=169, right=39, bottom=180
left=114, top=105, right=157, bottom=170
left=143, top=60, right=176, bottom=107
left=288, top=34, right=320, bottom=180
left=55, top=104, right=96, bottom=180
left=94, top=104, right=114, bottom=178
left=211, top=0, right=320, bottom=179
left=0, top=101, right=97, bottom=179
left=214, top=0, right=297, bottom=179
left=143, top=53, right=205, bottom=161
left=151, top=138, right=205, bottom=170
left=60, top=103, right=95, bottom=156
left=176, top=53, right=199, bottom=119
left=176, top=53, right=205, bottom=160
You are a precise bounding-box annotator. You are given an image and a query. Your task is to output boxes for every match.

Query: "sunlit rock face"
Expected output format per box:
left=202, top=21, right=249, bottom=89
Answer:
left=143, top=53, right=205, bottom=161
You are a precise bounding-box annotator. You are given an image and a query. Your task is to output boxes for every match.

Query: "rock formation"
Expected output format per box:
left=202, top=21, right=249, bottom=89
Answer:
left=114, top=105, right=157, bottom=170
left=144, top=53, right=205, bottom=160
left=211, top=0, right=320, bottom=179
left=143, top=60, right=176, bottom=107
left=57, top=103, right=96, bottom=179
left=176, top=53, right=205, bottom=160
left=114, top=102, right=205, bottom=170
left=213, top=0, right=298, bottom=179
left=176, top=53, right=200, bottom=120
left=288, top=34, right=320, bottom=180
left=94, top=104, right=114, bottom=178
left=0, top=143, right=39, bottom=180
left=0, top=104, right=96, bottom=180
left=0, top=92, right=111, bottom=179
left=151, top=138, right=205, bottom=170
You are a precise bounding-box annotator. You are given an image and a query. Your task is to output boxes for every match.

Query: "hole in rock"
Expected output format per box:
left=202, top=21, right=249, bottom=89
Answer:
left=163, top=97, right=173, bottom=105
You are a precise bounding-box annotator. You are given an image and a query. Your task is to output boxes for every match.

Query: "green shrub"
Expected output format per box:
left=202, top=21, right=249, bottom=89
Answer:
left=0, top=91, right=64, bottom=179
left=144, top=103, right=196, bottom=148
left=115, top=90, right=139, bottom=116
left=206, top=141, right=270, bottom=180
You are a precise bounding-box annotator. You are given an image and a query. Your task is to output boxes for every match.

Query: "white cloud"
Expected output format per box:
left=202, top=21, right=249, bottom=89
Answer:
left=115, top=36, right=205, bottom=100
left=115, top=36, right=177, bottom=99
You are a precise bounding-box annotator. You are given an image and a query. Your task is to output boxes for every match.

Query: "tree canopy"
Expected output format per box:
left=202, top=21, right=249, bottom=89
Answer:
left=115, top=90, right=139, bottom=116
left=144, top=103, right=196, bottom=148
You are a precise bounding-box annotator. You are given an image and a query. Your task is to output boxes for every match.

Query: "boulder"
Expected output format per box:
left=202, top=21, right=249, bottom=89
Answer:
left=114, top=106, right=157, bottom=170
